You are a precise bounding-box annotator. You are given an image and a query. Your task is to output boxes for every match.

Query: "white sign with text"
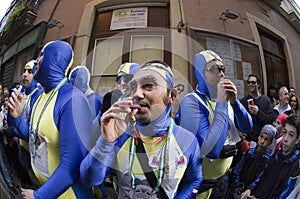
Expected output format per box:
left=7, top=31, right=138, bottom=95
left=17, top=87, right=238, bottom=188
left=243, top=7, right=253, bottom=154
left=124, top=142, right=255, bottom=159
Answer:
left=110, top=7, right=148, bottom=30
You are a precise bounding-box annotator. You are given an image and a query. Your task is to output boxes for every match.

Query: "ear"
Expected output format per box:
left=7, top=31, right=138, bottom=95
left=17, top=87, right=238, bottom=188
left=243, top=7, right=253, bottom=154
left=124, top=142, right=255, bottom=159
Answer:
left=168, top=88, right=177, bottom=104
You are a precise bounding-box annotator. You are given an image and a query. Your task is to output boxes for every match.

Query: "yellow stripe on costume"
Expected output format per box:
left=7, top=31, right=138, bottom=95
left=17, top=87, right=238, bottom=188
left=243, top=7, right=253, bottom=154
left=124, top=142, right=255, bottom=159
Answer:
left=197, top=101, right=235, bottom=199
left=117, top=63, right=132, bottom=74
left=31, top=91, right=76, bottom=199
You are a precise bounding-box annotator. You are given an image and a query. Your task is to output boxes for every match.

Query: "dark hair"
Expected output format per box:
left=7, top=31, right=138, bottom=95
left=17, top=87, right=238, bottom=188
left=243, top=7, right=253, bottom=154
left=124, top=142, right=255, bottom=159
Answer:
left=268, top=83, right=279, bottom=99
left=289, top=94, right=299, bottom=111
left=248, top=74, right=261, bottom=89
left=268, top=83, right=278, bottom=90
left=286, top=114, right=300, bottom=136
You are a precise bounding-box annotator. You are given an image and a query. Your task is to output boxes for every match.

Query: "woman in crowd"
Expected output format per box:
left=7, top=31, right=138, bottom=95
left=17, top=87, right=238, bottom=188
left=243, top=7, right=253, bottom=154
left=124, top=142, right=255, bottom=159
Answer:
left=289, top=94, right=300, bottom=116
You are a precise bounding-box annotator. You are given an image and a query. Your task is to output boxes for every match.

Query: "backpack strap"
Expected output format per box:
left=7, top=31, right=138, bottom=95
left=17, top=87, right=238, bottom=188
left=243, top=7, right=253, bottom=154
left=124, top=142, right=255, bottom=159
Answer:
left=136, top=138, right=168, bottom=199
left=187, top=92, right=215, bottom=122
left=187, top=92, right=209, bottom=111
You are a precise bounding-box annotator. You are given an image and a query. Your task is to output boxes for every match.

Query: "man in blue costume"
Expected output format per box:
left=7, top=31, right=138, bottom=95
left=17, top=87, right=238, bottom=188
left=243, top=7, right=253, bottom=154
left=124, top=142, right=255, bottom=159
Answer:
left=8, top=40, right=93, bottom=198
left=69, top=66, right=106, bottom=198
left=100, top=62, right=141, bottom=114
left=176, top=50, right=252, bottom=198
left=80, top=61, right=202, bottom=198
left=69, top=65, right=102, bottom=118
left=96, top=62, right=141, bottom=198
left=7, top=60, right=43, bottom=188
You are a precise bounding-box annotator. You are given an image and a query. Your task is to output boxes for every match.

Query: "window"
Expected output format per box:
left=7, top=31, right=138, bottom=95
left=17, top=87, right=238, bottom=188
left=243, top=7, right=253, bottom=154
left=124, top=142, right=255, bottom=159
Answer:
left=130, top=35, right=164, bottom=64
left=88, top=5, right=170, bottom=96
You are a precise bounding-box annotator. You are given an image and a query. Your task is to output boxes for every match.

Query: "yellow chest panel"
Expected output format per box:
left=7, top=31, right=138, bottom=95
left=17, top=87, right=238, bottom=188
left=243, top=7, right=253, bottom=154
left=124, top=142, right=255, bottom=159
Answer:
left=117, top=135, right=187, bottom=180
left=30, top=91, right=60, bottom=180
left=30, top=91, right=76, bottom=198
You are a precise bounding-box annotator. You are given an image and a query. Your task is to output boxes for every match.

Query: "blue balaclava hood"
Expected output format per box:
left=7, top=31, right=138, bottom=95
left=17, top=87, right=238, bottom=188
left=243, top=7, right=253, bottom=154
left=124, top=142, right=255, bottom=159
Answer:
left=117, top=63, right=141, bottom=98
left=69, top=66, right=90, bottom=94
left=35, top=40, right=73, bottom=92
left=194, top=50, right=222, bottom=99
left=24, top=60, right=38, bottom=95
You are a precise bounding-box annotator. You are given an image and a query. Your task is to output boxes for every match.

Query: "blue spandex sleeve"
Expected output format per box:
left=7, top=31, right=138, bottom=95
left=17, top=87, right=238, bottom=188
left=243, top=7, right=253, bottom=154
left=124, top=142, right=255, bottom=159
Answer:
left=174, top=126, right=202, bottom=198
left=80, top=136, right=116, bottom=186
left=178, top=94, right=228, bottom=159
left=231, top=101, right=253, bottom=134
left=9, top=113, right=29, bottom=141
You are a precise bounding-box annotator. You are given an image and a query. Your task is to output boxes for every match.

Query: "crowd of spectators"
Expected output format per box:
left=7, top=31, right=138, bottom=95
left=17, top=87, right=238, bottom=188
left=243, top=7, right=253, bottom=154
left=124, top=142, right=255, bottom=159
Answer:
left=0, top=42, right=299, bottom=198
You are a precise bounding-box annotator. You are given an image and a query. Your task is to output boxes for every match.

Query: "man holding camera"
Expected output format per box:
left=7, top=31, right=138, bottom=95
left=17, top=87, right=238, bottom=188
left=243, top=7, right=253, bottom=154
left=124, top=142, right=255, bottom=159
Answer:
left=241, top=74, right=276, bottom=142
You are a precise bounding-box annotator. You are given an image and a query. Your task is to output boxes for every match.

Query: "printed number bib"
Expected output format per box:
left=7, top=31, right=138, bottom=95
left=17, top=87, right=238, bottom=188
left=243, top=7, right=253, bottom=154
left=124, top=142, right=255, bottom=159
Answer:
left=29, top=127, right=49, bottom=178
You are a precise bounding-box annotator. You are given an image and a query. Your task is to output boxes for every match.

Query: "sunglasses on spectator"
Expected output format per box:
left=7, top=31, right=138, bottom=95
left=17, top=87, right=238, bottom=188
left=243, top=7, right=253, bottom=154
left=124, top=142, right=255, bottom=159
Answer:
left=205, top=65, right=225, bottom=74
left=116, top=74, right=134, bottom=84
left=247, top=80, right=257, bottom=85
left=24, top=68, right=32, bottom=74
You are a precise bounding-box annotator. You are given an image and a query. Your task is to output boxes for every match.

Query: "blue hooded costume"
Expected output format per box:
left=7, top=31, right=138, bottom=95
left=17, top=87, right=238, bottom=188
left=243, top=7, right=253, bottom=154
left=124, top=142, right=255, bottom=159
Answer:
left=10, top=60, right=43, bottom=143
left=69, top=65, right=104, bottom=147
left=69, top=65, right=102, bottom=118
left=80, top=62, right=202, bottom=198
left=7, top=60, right=44, bottom=189
left=176, top=50, right=252, bottom=198
left=15, top=41, right=93, bottom=198
left=100, top=62, right=141, bottom=115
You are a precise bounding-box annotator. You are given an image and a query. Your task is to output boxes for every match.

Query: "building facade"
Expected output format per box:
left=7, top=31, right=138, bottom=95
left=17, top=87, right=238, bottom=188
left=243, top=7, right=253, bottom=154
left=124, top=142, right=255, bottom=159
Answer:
left=0, top=0, right=300, bottom=111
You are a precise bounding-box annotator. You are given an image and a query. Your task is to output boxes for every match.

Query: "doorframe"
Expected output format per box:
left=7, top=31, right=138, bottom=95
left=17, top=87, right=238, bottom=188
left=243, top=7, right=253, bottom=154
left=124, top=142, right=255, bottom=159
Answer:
left=247, top=12, right=295, bottom=94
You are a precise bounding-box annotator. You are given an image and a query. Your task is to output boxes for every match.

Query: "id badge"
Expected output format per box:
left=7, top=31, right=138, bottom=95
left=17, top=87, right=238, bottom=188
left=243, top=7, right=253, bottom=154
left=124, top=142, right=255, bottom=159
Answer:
left=29, top=126, right=49, bottom=177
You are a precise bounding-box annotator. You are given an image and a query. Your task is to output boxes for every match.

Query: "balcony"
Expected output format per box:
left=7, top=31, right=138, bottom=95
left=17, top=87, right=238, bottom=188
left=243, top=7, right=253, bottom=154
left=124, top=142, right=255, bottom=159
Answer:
left=0, top=8, right=37, bottom=46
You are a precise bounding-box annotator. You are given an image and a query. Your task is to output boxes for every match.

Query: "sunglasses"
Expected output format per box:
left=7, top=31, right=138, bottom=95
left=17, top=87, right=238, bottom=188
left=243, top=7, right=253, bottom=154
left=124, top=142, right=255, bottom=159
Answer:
left=116, top=74, right=134, bottom=84
left=247, top=80, right=257, bottom=85
left=205, top=65, right=225, bottom=74
left=24, top=68, right=32, bottom=74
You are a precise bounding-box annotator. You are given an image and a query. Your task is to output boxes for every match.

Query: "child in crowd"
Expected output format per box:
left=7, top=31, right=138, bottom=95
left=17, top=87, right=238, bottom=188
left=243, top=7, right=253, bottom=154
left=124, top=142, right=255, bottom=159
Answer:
left=229, top=124, right=276, bottom=199
left=272, top=113, right=288, bottom=154
left=241, top=114, right=300, bottom=199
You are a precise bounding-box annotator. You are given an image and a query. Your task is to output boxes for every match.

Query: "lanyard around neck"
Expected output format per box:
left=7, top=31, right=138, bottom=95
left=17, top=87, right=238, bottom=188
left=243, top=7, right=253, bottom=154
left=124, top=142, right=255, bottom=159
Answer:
left=129, top=118, right=174, bottom=193
left=30, top=78, right=67, bottom=135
